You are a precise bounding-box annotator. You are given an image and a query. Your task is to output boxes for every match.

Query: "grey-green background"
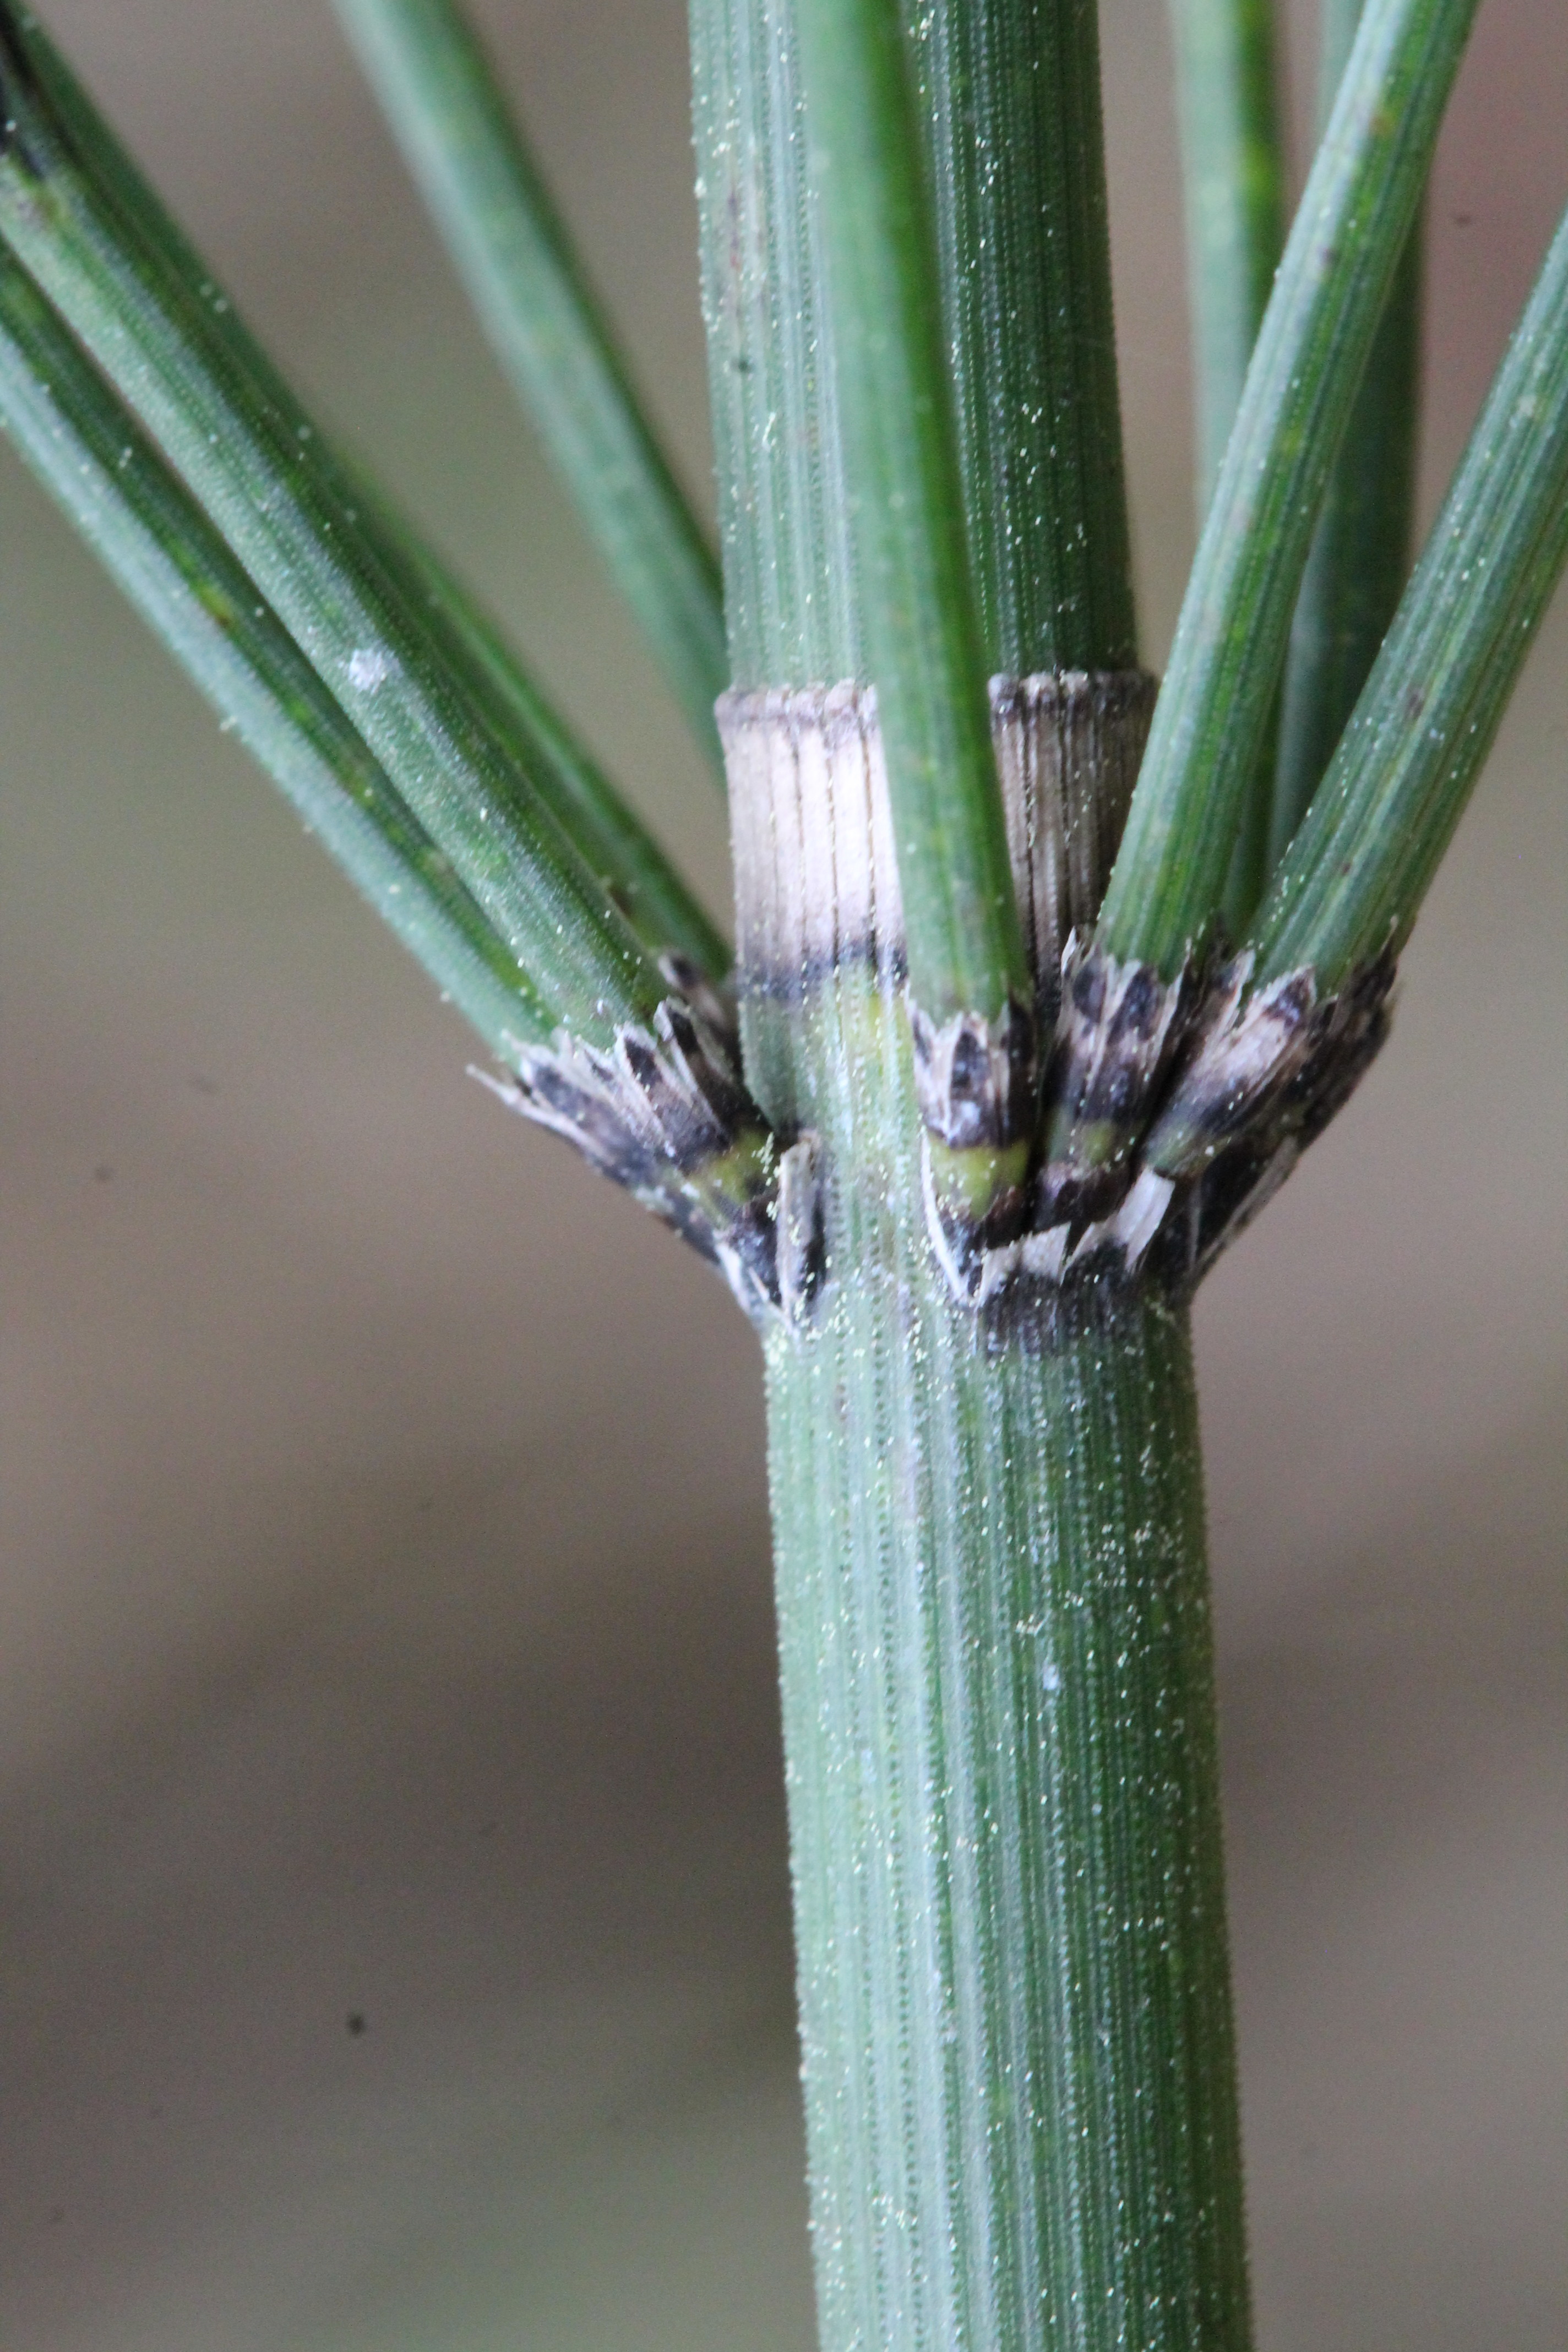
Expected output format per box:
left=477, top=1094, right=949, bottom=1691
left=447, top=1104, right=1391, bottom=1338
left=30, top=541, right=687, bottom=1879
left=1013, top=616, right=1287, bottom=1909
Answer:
left=1, top=2, right=1562, bottom=2345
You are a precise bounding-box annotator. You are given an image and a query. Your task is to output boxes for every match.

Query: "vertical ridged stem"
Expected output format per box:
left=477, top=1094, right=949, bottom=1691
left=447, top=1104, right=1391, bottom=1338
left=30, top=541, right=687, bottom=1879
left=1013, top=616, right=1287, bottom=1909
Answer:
left=0, top=250, right=552, bottom=1059
left=1163, top=0, right=1288, bottom=937
left=0, top=2, right=667, bottom=1047
left=1269, top=227, right=1419, bottom=865
left=1271, top=0, right=1423, bottom=867
left=1250, top=195, right=1568, bottom=986
left=725, top=693, right=1249, bottom=2351
left=903, top=0, right=1136, bottom=675
left=690, top=0, right=1135, bottom=687
left=693, top=7, right=1249, bottom=2344
left=767, top=1294, right=1243, bottom=2350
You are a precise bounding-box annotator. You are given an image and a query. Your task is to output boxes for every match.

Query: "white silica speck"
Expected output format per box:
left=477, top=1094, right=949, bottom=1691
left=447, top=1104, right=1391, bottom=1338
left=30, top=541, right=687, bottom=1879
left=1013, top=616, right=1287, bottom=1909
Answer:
left=347, top=646, right=395, bottom=694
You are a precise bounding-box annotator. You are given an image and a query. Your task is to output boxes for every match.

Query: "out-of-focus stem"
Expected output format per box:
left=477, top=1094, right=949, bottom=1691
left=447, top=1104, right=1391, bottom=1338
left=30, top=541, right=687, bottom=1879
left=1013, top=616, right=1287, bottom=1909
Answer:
left=334, top=0, right=729, bottom=776
left=1098, top=0, right=1478, bottom=973
left=1271, top=0, right=1423, bottom=868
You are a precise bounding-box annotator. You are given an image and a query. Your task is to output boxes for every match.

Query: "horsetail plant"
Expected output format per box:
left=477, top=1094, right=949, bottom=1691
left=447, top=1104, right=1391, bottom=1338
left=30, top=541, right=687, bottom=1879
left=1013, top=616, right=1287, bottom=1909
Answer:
left=1, top=0, right=1563, bottom=2343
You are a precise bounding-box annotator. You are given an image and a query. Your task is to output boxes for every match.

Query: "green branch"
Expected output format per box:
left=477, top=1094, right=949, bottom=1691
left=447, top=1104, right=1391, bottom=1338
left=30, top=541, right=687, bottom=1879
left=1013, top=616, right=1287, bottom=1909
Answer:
left=1250, top=199, right=1568, bottom=989
left=1167, top=0, right=1286, bottom=515
left=1097, top=0, right=1478, bottom=974
left=0, top=2, right=720, bottom=983
left=792, top=0, right=1025, bottom=1028
left=1166, top=0, right=1287, bottom=939
left=1271, top=0, right=1423, bottom=869
left=903, top=0, right=1137, bottom=674
left=1, top=0, right=722, bottom=972
left=0, top=1, right=676, bottom=1047
left=0, top=248, right=552, bottom=1059
left=332, top=0, right=729, bottom=777
left=385, top=528, right=731, bottom=981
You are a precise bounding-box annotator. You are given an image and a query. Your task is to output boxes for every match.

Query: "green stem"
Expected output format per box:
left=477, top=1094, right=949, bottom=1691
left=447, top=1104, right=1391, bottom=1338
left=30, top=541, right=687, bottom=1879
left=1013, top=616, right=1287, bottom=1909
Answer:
left=729, top=701, right=1249, bottom=2349
left=902, top=0, right=1136, bottom=674
left=772, top=1291, right=1243, bottom=2348
left=1164, top=0, right=1288, bottom=940
left=0, top=0, right=665, bottom=1046
left=1250, top=197, right=1568, bottom=988
left=1271, top=0, right=1423, bottom=868
left=332, top=0, right=729, bottom=777
left=689, top=0, right=858, bottom=688
left=1097, top=0, right=1478, bottom=973
left=694, top=6, right=1248, bottom=2345
left=0, top=247, right=551, bottom=1058
left=771, top=1189, right=1246, bottom=2352
left=394, top=531, right=731, bottom=981
left=1167, top=0, right=1286, bottom=515
left=0, top=3, right=721, bottom=981
left=689, top=0, right=1136, bottom=690
left=792, top=0, right=1023, bottom=1030
left=1216, top=700, right=1276, bottom=938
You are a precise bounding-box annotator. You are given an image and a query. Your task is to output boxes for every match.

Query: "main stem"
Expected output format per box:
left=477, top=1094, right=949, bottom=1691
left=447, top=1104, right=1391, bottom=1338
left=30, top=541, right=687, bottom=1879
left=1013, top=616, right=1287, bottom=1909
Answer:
left=772, top=1281, right=1242, bottom=2349
left=693, top=5, right=1251, bottom=2343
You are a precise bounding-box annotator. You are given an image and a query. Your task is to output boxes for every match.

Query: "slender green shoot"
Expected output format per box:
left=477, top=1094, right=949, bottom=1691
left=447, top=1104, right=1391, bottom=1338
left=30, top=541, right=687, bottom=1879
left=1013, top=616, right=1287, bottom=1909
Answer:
left=0, top=0, right=668, bottom=1046
left=388, top=527, right=731, bottom=979
left=1167, top=0, right=1286, bottom=515
left=1166, top=0, right=1288, bottom=940
left=793, top=0, right=1026, bottom=1029
left=1097, top=0, right=1478, bottom=974
left=902, top=0, right=1137, bottom=676
left=1250, top=199, right=1568, bottom=989
left=0, top=248, right=552, bottom=1059
left=1271, top=0, right=1423, bottom=869
left=332, top=0, right=729, bottom=777
left=0, top=2, right=726, bottom=984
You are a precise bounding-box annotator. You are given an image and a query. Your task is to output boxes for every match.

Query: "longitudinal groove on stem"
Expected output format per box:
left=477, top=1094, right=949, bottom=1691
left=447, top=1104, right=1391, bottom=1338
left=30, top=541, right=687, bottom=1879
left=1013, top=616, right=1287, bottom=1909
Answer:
left=1164, top=0, right=1287, bottom=934
left=695, top=0, right=1143, bottom=1281
left=1166, top=0, right=1286, bottom=517
left=903, top=0, right=1136, bottom=674
left=793, top=0, right=1028, bottom=1038
left=1251, top=195, right=1568, bottom=984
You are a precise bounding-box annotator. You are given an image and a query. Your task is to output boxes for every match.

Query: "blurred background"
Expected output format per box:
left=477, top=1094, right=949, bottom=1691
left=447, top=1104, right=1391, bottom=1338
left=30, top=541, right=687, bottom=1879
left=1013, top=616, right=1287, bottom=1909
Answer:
left=1, top=1, right=1562, bottom=2345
